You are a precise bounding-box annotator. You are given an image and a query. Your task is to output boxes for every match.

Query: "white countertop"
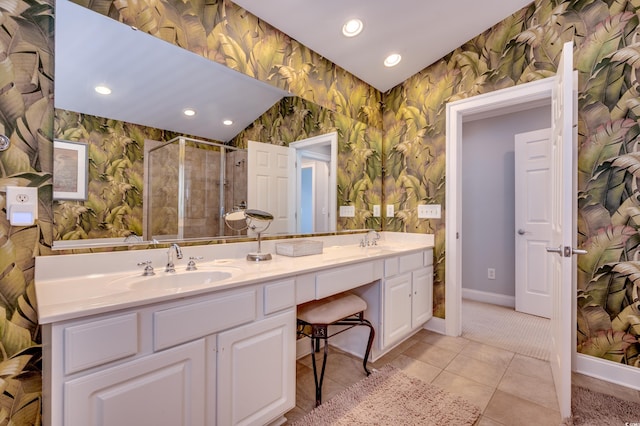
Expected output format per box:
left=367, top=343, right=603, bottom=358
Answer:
left=35, top=232, right=434, bottom=324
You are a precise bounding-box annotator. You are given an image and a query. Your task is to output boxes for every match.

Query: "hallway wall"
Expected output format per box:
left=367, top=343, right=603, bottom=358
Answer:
left=461, top=105, right=550, bottom=299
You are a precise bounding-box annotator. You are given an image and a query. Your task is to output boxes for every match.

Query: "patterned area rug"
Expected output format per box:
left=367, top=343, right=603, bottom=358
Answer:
left=291, top=365, right=481, bottom=426
left=569, top=386, right=640, bottom=425
left=462, top=299, right=551, bottom=360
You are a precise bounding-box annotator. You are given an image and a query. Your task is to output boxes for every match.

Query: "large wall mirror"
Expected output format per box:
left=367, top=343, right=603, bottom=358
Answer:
left=53, top=0, right=381, bottom=248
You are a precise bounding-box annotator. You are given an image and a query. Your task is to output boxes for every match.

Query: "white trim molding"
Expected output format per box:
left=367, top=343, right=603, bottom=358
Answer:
left=461, top=289, right=515, bottom=308
left=423, top=316, right=446, bottom=334
left=575, top=353, right=640, bottom=391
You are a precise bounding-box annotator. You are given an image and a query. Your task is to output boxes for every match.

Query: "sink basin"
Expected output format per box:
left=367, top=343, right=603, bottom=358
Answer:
left=115, top=267, right=240, bottom=291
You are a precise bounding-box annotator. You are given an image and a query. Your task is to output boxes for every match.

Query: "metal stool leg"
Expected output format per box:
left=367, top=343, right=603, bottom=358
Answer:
left=308, top=325, right=329, bottom=407
left=298, top=309, right=375, bottom=407
left=360, top=315, right=375, bottom=376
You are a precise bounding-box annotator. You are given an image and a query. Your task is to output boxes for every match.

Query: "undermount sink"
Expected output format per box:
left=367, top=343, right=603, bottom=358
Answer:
left=114, top=267, right=240, bottom=291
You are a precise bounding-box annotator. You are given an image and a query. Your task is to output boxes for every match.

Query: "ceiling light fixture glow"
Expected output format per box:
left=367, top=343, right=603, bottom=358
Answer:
left=222, top=119, right=233, bottom=126
left=342, top=19, right=363, bottom=37
left=94, top=85, right=112, bottom=95
left=183, top=108, right=196, bottom=117
left=384, top=53, right=402, bottom=67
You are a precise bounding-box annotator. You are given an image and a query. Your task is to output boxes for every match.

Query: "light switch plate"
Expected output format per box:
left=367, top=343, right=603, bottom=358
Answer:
left=417, top=204, right=441, bottom=219
left=339, top=205, right=355, bottom=217
left=373, top=205, right=381, bottom=217
left=386, top=204, right=394, bottom=217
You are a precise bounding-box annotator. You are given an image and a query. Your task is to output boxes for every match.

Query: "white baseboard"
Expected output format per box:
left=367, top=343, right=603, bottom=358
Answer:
left=424, top=316, right=445, bottom=334
left=462, top=288, right=515, bottom=308
left=575, top=353, right=640, bottom=391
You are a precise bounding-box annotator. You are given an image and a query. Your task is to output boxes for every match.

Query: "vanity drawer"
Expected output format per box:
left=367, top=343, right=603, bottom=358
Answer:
left=264, top=279, right=296, bottom=315
left=399, top=251, right=424, bottom=274
left=315, top=261, right=383, bottom=299
left=384, top=257, right=399, bottom=277
left=296, top=273, right=316, bottom=304
left=64, top=313, right=138, bottom=375
left=153, top=289, right=257, bottom=351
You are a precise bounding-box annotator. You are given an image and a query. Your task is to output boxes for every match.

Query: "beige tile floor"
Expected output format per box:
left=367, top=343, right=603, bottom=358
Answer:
left=284, top=327, right=640, bottom=425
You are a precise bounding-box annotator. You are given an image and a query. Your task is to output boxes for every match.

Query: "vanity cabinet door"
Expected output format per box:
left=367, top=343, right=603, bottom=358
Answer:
left=217, top=309, right=296, bottom=426
left=64, top=339, right=205, bottom=426
left=383, top=273, right=413, bottom=347
left=411, top=266, right=433, bottom=328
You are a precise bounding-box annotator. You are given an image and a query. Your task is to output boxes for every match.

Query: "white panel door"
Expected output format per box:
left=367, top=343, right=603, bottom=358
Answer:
left=64, top=340, right=205, bottom=426
left=411, top=267, right=433, bottom=327
left=247, top=141, right=295, bottom=234
left=547, top=41, right=579, bottom=421
left=217, top=309, right=296, bottom=426
left=383, top=273, right=412, bottom=347
left=515, top=128, right=552, bottom=318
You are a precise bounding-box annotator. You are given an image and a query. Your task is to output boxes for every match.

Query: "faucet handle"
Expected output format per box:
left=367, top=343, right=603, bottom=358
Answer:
left=137, top=261, right=155, bottom=276
left=186, top=256, right=204, bottom=271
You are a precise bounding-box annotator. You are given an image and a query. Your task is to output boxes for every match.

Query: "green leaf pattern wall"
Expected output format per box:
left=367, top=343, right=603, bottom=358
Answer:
left=232, top=96, right=383, bottom=231
left=385, top=0, right=640, bottom=368
left=1, top=0, right=640, bottom=422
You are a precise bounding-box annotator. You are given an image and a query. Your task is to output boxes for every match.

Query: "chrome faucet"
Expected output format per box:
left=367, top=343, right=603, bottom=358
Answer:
left=165, top=243, right=183, bottom=272
left=360, top=230, right=381, bottom=247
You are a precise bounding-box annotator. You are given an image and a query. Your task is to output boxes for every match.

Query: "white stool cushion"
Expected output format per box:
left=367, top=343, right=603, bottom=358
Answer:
left=297, top=292, right=367, bottom=324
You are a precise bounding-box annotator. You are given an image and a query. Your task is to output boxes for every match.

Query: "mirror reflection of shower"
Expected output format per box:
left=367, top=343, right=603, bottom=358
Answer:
left=143, top=136, right=247, bottom=241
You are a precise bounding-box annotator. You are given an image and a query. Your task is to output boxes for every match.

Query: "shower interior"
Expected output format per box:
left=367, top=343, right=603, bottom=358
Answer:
left=144, top=136, right=247, bottom=241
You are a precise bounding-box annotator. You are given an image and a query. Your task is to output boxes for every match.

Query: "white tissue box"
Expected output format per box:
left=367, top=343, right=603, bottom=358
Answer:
left=275, top=240, right=323, bottom=257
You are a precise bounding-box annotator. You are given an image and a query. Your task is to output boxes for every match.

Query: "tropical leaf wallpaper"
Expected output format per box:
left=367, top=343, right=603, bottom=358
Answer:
left=53, top=110, right=229, bottom=241
left=55, top=94, right=382, bottom=241
left=385, top=0, right=640, bottom=370
left=1, top=0, right=640, bottom=423
left=231, top=96, right=383, bottom=231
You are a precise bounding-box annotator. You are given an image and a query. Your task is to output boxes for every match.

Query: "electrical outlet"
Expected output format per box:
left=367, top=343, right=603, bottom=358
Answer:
left=373, top=205, right=381, bottom=217
left=7, top=186, right=37, bottom=204
left=417, top=204, right=441, bottom=219
left=386, top=204, right=394, bottom=217
left=339, top=205, right=355, bottom=217
left=5, top=186, right=38, bottom=226
left=488, top=268, right=496, bottom=280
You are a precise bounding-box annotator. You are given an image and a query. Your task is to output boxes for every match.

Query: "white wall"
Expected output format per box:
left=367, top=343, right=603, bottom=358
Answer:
left=461, top=105, right=550, bottom=298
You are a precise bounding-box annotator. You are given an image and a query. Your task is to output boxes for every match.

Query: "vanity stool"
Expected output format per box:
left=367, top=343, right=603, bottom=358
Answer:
left=296, top=291, right=375, bottom=406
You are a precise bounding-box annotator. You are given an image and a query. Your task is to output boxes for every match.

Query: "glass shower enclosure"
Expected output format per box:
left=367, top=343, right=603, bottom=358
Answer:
left=144, top=136, right=247, bottom=240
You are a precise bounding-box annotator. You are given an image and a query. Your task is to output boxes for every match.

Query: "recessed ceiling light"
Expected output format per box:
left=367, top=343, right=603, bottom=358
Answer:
left=222, top=119, right=233, bottom=126
left=94, top=85, right=111, bottom=95
left=342, top=19, right=363, bottom=37
left=183, top=108, right=196, bottom=117
left=384, top=53, right=402, bottom=67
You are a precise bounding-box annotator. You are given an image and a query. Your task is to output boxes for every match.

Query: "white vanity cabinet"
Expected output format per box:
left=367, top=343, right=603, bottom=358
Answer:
left=382, top=250, right=433, bottom=348
left=63, top=338, right=206, bottom=426
left=43, top=279, right=296, bottom=426
left=217, top=309, right=295, bottom=426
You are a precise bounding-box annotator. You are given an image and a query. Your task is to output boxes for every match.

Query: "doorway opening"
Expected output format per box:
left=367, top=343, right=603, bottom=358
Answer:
left=290, top=132, right=337, bottom=234
left=445, top=77, right=554, bottom=337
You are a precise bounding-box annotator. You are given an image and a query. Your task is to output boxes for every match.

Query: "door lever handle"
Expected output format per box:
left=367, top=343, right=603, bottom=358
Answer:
left=517, top=229, right=528, bottom=235
left=546, top=246, right=588, bottom=257
left=546, top=246, right=563, bottom=255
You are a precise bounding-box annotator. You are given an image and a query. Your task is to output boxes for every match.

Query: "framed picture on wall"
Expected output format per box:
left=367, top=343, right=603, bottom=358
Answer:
left=53, top=139, right=88, bottom=200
